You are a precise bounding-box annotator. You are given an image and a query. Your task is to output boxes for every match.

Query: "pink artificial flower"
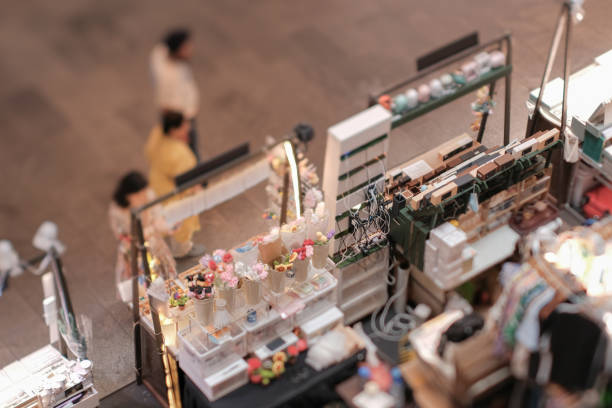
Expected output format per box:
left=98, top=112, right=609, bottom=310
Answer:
left=225, top=263, right=234, bottom=275
left=228, top=276, right=239, bottom=288
left=213, top=249, right=226, bottom=258
left=258, top=269, right=268, bottom=280
left=199, top=255, right=212, bottom=268
left=305, top=245, right=314, bottom=258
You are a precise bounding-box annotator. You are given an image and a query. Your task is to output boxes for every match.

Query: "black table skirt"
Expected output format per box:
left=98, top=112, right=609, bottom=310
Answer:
left=181, top=349, right=365, bottom=408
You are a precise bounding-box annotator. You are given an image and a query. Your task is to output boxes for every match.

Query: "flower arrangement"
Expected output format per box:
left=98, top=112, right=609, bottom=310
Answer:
left=312, top=231, right=334, bottom=269
left=247, top=339, right=308, bottom=385
left=292, top=239, right=314, bottom=260
left=241, top=262, right=268, bottom=281
left=280, top=218, right=307, bottom=250
left=303, top=188, right=323, bottom=210
left=187, top=272, right=215, bottom=300
left=199, top=250, right=239, bottom=289
left=273, top=252, right=298, bottom=272
left=314, top=231, right=334, bottom=245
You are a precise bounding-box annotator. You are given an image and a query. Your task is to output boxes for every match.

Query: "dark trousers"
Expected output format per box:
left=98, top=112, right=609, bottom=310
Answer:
left=189, top=119, right=200, bottom=162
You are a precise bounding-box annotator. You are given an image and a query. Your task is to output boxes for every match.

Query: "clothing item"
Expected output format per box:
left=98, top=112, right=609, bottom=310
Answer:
left=167, top=236, right=193, bottom=258
left=108, top=189, right=175, bottom=299
left=145, top=126, right=200, bottom=244
left=545, top=305, right=607, bottom=391
left=515, top=288, right=555, bottom=352
left=150, top=44, right=199, bottom=118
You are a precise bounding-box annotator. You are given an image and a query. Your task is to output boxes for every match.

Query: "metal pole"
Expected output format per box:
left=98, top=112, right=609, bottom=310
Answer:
left=503, top=34, right=512, bottom=145
left=136, top=218, right=171, bottom=404
left=527, top=6, right=568, bottom=136
left=476, top=80, right=496, bottom=144
left=130, top=213, right=143, bottom=384
left=560, top=5, right=572, bottom=137
left=280, top=164, right=290, bottom=226
left=49, top=249, right=75, bottom=358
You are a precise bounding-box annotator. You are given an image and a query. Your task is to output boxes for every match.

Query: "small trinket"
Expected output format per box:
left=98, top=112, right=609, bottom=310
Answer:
left=247, top=308, right=257, bottom=323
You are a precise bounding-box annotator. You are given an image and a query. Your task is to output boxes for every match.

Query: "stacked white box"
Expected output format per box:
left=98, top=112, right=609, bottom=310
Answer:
left=424, top=240, right=438, bottom=276
left=429, top=222, right=467, bottom=262
left=425, top=223, right=475, bottom=281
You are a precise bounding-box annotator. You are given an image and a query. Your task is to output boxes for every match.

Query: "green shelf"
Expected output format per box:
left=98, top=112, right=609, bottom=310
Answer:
left=391, top=65, right=512, bottom=129
left=332, top=241, right=387, bottom=269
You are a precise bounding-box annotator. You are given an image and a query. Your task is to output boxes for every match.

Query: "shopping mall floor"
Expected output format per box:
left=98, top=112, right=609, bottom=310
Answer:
left=1, top=0, right=612, bottom=398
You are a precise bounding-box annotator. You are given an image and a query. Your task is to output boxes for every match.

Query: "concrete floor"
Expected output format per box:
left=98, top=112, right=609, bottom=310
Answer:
left=1, top=0, right=612, bottom=398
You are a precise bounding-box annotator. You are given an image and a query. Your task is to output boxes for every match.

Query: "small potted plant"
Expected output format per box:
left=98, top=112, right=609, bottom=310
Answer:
left=169, top=291, right=189, bottom=311
left=312, top=231, right=334, bottom=269
left=292, top=240, right=314, bottom=282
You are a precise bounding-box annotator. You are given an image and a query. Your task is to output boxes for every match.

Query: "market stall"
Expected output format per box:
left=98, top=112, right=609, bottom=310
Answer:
left=0, top=240, right=97, bottom=408
left=124, top=24, right=612, bottom=408
left=127, top=134, right=364, bottom=406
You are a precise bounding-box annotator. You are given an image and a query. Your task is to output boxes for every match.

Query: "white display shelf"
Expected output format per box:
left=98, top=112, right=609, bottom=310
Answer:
left=299, top=306, right=344, bottom=342
left=430, top=225, right=520, bottom=291
left=581, top=152, right=612, bottom=189
left=341, top=261, right=387, bottom=293
left=341, top=283, right=387, bottom=325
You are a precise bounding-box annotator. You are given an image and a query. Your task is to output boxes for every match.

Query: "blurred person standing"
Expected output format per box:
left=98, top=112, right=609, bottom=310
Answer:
left=150, top=28, right=200, bottom=161
left=109, top=171, right=176, bottom=301
left=145, top=111, right=204, bottom=258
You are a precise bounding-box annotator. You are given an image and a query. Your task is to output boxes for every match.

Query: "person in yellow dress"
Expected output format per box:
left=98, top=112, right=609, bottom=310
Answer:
left=145, top=111, right=204, bottom=258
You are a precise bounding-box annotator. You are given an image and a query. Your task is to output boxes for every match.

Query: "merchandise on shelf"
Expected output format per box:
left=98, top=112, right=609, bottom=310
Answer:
left=0, top=346, right=98, bottom=408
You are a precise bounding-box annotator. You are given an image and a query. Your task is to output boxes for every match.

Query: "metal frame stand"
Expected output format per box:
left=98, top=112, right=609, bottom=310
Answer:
left=370, top=33, right=513, bottom=145
left=130, top=139, right=302, bottom=407
left=527, top=1, right=572, bottom=138
left=526, top=1, right=575, bottom=206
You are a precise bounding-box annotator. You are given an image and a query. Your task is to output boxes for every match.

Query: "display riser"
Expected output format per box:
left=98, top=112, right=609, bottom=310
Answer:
left=331, top=248, right=389, bottom=324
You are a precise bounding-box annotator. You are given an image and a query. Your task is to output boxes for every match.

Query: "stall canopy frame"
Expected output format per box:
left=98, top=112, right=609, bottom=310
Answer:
left=369, top=32, right=513, bottom=146
left=129, top=139, right=302, bottom=406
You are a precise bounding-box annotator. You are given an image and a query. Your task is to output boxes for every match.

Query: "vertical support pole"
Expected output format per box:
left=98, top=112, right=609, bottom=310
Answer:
left=476, top=80, right=496, bottom=144
left=527, top=6, right=568, bottom=137
left=137, top=218, right=175, bottom=406
left=560, top=4, right=572, bottom=137
left=503, top=35, right=512, bottom=146
left=280, top=163, right=290, bottom=226
left=130, top=212, right=143, bottom=385
left=49, top=249, right=74, bottom=358
left=560, top=4, right=573, bottom=205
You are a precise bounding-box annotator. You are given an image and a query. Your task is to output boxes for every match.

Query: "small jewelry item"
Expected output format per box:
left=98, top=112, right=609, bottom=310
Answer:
left=247, top=308, right=257, bottom=323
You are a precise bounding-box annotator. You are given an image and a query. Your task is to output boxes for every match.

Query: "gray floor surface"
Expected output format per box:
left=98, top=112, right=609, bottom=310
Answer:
left=2, top=0, right=612, bottom=398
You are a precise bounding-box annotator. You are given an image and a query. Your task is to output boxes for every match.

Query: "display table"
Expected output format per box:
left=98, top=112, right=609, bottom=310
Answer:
left=181, top=349, right=365, bottom=408
left=0, top=345, right=99, bottom=408
left=409, top=225, right=519, bottom=314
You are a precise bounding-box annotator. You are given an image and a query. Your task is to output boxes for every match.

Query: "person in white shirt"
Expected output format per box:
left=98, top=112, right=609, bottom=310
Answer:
left=150, top=29, right=200, bottom=161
